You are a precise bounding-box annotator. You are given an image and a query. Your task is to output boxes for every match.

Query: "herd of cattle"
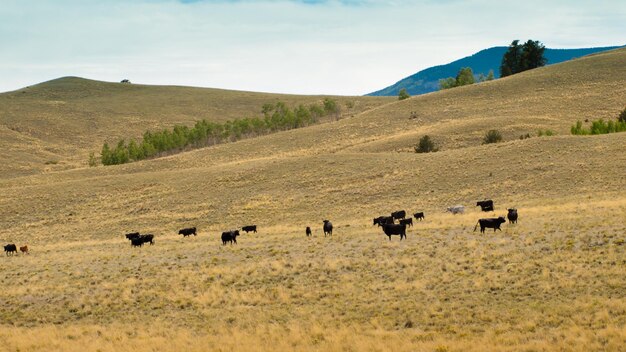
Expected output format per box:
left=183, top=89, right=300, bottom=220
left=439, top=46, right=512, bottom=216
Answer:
left=3, top=200, right=520, bottom=255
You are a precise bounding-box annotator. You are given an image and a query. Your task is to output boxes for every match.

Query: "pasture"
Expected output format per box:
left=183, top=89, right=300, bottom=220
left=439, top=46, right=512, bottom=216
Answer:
left=1, top=48, right=625, bottom=351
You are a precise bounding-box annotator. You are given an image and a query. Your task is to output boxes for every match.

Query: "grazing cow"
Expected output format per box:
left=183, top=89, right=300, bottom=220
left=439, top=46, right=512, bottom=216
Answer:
left=447, top=205, right=465, bottom=214
left=241, top=225, right=257, bottom=233
left=139, top=234, right=154, bottom=245
left=507, top=208, right=518, bottom=224
left=413, top=212, right=425, bottom=221
left=474, top=217, right=507, bottom=233
left=399, top=218, right=413, bottom=227
left=476, top=200, right=494, bottom=212
left=4, top=244, right=17, bottom=256
left=178, top=227, right=197, bottom=237
left=20, top=245, right=29, bottom=255
left=391, top=210, right=406, bottom=220
left=373, top=216, right=394, bottom=227
left=381, top=224, right=407, bottom=240
left=306, top=226, right=312, bottom=237
left=125, top=232, right=140, bottom=240
left=131, top=238, right=144, bottom=247
left=222, top=230, right=240, bottom=245
left=323, top=220, right=333, bottom=237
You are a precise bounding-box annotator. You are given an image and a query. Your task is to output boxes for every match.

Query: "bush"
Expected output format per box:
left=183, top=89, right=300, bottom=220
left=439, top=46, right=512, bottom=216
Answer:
left=519, top=133, right=531, bottom=140
left=88, top=152, right=98, bottom=167
left=414, top=135, right=439, bottom=153
left=398, top=88, right=410, bottom=100
left=483, top=129, right=503, bottom=144
left=571, top=118, right=626, bottom=135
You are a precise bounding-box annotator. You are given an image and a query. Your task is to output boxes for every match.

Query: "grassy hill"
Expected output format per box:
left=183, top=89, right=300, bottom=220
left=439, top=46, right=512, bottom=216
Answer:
left=0, top=48, right=625, bottom=351
left=0, top=77, right=394, bottom=178
left=368, top=45, right=623, bottom=96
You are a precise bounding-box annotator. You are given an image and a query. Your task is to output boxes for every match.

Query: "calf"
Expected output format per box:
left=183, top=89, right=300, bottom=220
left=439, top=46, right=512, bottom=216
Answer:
left=399, top=218, right=413, bottom=227
left=381, top=224, right=407, bottom=241
left=241, top=225, right=257, bottom=233
left=306, top=226, right=312, bottom=237
left=178, top=227, right=197, bottom=237
left=413, top=212, right=425, bottom=221
left=391, top=210, right=406, bottom=220
left=222, top=230, right=240, bottom=245
left=507, top=208, right=518, bottom=224
left=4, top=244, right=17, bottom=256
left=474, top=217, right=507, bottom=233
left=476, top=200, right=494, bottom=212
left=373, top=216, right=394, bottom=227
left=19, top=245, right=29, bottom=255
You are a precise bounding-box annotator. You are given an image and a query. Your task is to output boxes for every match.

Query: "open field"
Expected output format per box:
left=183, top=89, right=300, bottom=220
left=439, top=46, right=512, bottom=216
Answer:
left=0, top=48, right=625, bottom=351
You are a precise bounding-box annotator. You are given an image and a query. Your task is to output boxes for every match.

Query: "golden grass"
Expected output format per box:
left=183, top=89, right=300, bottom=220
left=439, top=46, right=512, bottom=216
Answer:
left=0, top=48, right=625, bottom=351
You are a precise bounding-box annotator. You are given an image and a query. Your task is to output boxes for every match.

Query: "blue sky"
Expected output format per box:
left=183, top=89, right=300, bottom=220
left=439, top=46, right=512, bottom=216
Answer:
left=1, top=0, right=624, bottom=95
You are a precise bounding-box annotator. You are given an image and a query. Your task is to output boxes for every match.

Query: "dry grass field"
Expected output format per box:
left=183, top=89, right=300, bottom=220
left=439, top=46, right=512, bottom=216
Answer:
left=0, top=48, right=625, bottom=351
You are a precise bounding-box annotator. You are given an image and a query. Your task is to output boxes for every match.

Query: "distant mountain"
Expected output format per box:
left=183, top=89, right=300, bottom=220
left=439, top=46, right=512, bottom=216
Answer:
left=367, top=45, right=623, bottom=96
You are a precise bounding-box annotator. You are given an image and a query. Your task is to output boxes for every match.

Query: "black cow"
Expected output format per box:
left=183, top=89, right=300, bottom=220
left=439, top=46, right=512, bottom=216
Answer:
left=391, top=210, right=406, bottom=220
left=306, top=226, right=312, bottom=237
left=381, top=224, right=407, bottom=240
left=399, top=218, right=413, bottom=227
left=222, top=230, right=240, bottom=245
left=125, top=232, right=140, bottom=240
left=178, top=227, right=197, bottom=237
left=413, top=212, right=425, bottom=221
left=241, top=225, right=257, bottom=233
left=473, top=217, right=506, bottom=233
left=4, top=244, right=17, bottom=256
left=373, top=216, right=394, bottom=227
left=507, top=208, right=518, bottom=224
left=139, top=234, right=154, bottom=245
left=476, top=200, right=494, bottom=212
left=131, top=238, right=144, bottom=247
left=323, top=220, right=333, bottom=236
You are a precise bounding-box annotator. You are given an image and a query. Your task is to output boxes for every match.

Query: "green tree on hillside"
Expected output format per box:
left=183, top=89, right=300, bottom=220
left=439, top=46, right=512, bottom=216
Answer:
left=439, top=67, right=475, bottom=90
left=414, top=135, right=439, bottom=153
left=398, top=88, right=410, bottom=100
left=500, top=39, right=546, bottom=77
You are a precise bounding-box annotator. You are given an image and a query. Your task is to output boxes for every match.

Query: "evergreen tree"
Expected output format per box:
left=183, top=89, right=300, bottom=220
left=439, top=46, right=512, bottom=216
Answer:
left=520, top=40, right=547, bottom=71
left=500, top=40, right=521, bottom=77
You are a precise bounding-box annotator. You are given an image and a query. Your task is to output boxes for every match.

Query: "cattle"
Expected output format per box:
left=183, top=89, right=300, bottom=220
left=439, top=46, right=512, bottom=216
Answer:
left=391, top=210, right=406, bottom=220
left=125, top=232, right=140, bottom=240
left=507, top=208, right=518, bottom=224
left=381, top=224, right=407, bottom=240
left=399, top=218, right=413, bottom=227
left=20, top=245, right=29, bottom=255
left=473, top=217, right=507, bottom=233
left=4, top=244, right=17, bottom=256
left=476, top=200, right=494, bottom=212
left=222, top=230, right=240, bottom=245
left=414, top=212, right=425, bottom=221
left=178, top=227, right=197, bottom=237
left=447, top=205, right=465, bottom=214
left=139, top=234, right=154, bottom=245
left=306, top=226, right=312, bottom=237
left=373, top=216, right=394, bottom=227
left=131, top=238, right=144, bottom=247
left=241, top=225, right=257, bottom=233
left=323, top=220, right=333, bottom=237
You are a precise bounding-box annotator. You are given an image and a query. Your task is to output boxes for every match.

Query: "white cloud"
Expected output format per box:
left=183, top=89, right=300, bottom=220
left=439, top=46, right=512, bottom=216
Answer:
left=0, top=0, right=624, bottom=95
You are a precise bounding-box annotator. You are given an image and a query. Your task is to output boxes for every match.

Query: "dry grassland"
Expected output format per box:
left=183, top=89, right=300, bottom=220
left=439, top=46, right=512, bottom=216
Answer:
left=0, top=49, right=625, bottom=351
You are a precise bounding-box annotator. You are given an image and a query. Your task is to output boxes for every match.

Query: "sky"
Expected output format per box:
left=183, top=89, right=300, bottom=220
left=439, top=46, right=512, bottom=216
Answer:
left=1, top=0, right=624, bottom=95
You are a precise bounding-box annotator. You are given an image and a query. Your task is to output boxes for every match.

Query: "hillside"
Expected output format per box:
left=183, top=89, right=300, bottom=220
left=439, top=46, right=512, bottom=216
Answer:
left=368, top=45, right=622, bottom=96
left=0, top=48, right=625, bottom=351
left=0, top=77, right=394, bottom=178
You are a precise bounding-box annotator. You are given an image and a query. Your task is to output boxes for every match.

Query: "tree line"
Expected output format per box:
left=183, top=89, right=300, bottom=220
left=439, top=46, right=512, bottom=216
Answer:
left=99, top=99, right=341, bottom=166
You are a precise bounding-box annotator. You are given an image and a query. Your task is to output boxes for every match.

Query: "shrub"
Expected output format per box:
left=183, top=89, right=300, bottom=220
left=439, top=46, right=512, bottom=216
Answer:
left=88, top=152, right=98, bottom=167
left=414, top=135, right=439, bottom=153
left=519, top=133, right=531, bottom=140
left=571, top=118, right=626, bottom=135
left=398, top=88, right=410, bottom=100
left=483, top=129, right=503, bottom=144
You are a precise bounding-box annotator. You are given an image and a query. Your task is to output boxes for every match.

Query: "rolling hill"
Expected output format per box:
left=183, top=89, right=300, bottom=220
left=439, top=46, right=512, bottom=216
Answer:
left=0, top=48, right=625, bottom=351
left=367, top=45, right=623, bottom=96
